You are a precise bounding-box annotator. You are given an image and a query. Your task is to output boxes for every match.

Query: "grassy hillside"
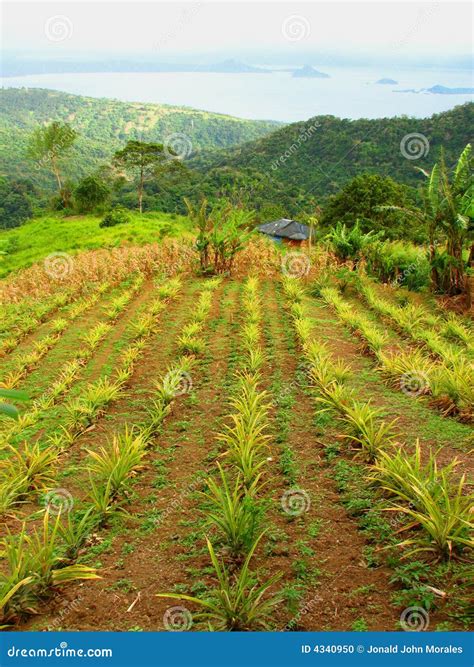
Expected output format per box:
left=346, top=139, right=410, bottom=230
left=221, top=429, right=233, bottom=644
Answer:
left=191, top=103, right=474, bottom=199
left=0, top=88, right=281, bottom=188
left=0, top=211, right=192, bottom=277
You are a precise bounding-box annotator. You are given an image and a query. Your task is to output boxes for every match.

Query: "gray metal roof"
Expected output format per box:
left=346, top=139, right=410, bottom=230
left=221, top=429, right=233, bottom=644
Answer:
left=258, top=218, right=310, bottom=240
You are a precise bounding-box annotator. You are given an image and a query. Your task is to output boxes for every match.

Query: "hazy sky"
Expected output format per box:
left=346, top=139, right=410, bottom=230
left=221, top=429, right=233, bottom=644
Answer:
left=2, top=1, right=472, bottom=60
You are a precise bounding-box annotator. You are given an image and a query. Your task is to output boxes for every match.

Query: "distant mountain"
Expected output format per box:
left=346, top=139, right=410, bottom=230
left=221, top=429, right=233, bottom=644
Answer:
left=204, top=60, right=268, bottom=73
left=376, top=78, right=398, bottom=85
left=1, top=57, right=268, bottom=77
left=292, top=65, right=330, bottom=79
left=0, top=88, right=281, bottom=187
left=190, top=103, right=474, bottom=202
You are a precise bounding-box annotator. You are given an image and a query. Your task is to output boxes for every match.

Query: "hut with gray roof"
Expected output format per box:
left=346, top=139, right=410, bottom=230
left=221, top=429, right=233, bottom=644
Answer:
left=258, top=218, right=310, bottom=245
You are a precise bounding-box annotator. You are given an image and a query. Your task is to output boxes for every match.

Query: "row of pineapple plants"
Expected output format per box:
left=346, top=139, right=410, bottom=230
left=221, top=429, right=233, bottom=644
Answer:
left=0, top=277, right=184, bottom=518
left=356, top=279, right=473, bottom=366
left=157, top=277, right=285, bottom=630
left=359, top=277, right=473, bottom=352
left=282, top=277, right=473, bottom=564
left=0, top=284, right=96, bottom=359
left=0, top=272, right=157, bottom=447
left=85, top=280, right=220, bottom=526
left=0, top=272, right=151, bottom=390
left=319, top=286, right=473, bottom=421
left=1, top=280, right=115, bottom=390
left=0, top=279, right=220, bottom=627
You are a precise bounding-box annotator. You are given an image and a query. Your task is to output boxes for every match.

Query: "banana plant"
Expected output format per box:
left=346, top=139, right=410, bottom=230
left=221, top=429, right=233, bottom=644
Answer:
left=0, top=388, right=28, bottom=420
left=381, top=144, right=472, bottom=296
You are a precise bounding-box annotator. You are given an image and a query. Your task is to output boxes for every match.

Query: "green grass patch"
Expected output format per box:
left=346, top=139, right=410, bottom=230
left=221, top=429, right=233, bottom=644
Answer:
left=0, top=211, right=192, bottom=277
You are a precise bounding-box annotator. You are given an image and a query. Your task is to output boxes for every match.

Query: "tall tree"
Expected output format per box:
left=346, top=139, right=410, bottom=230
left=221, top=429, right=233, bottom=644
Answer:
left=112, top=141, right=170, bottom=213
left=413, top=146, right=472, bottom=295
left=28, top=122, right=77, bottom=205
left=321, top=174, right=415, bottom=240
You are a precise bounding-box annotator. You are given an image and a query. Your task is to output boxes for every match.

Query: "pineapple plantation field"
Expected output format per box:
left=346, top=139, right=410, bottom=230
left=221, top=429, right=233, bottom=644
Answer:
left=0, top=240, right=473, bottom=633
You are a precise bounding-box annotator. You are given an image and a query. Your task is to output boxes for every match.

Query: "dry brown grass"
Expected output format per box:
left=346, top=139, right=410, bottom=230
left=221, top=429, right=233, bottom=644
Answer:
left=0, top=240, right=197, bottom=304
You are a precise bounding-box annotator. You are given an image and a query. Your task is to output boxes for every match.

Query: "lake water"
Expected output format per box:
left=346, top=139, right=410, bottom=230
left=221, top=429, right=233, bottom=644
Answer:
left=1, top=66, right=473, bottom=122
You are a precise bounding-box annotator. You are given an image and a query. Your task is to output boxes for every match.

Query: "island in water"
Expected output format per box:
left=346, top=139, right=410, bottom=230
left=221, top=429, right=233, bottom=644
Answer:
left=396, top=84, right=474, bottom=95
left=376, top=78, right=398, bottom=84
left=292, top=65, right=330, bottom=79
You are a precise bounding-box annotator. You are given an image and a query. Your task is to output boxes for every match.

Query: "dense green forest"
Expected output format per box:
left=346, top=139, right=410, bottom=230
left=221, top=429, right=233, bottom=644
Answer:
left=191, top=103, right=474, bottom=198
left=0, top=88, right=280, bottom=188
left=134, top=101, right=474, bottom=218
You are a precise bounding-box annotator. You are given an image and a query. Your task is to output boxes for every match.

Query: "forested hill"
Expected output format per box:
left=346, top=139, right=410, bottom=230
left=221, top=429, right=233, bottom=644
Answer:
left=0, top=88, right=281, bottom=184
left=190, top=103, right=474, bottom=199
left=1, top=88, right=472, bottom=217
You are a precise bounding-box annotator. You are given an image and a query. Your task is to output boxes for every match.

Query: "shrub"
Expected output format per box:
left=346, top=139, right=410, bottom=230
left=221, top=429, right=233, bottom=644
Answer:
left=325, top=221, right=381, bottom=265
left=99, top=207, right=132, bottom=228
left=364, top=240, right=430, bottom=291
left=185, top=198, right=255, bottom=275
left=75, top=175, right=110, bottom=213
left=0, top=180, right=33, bottom=230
